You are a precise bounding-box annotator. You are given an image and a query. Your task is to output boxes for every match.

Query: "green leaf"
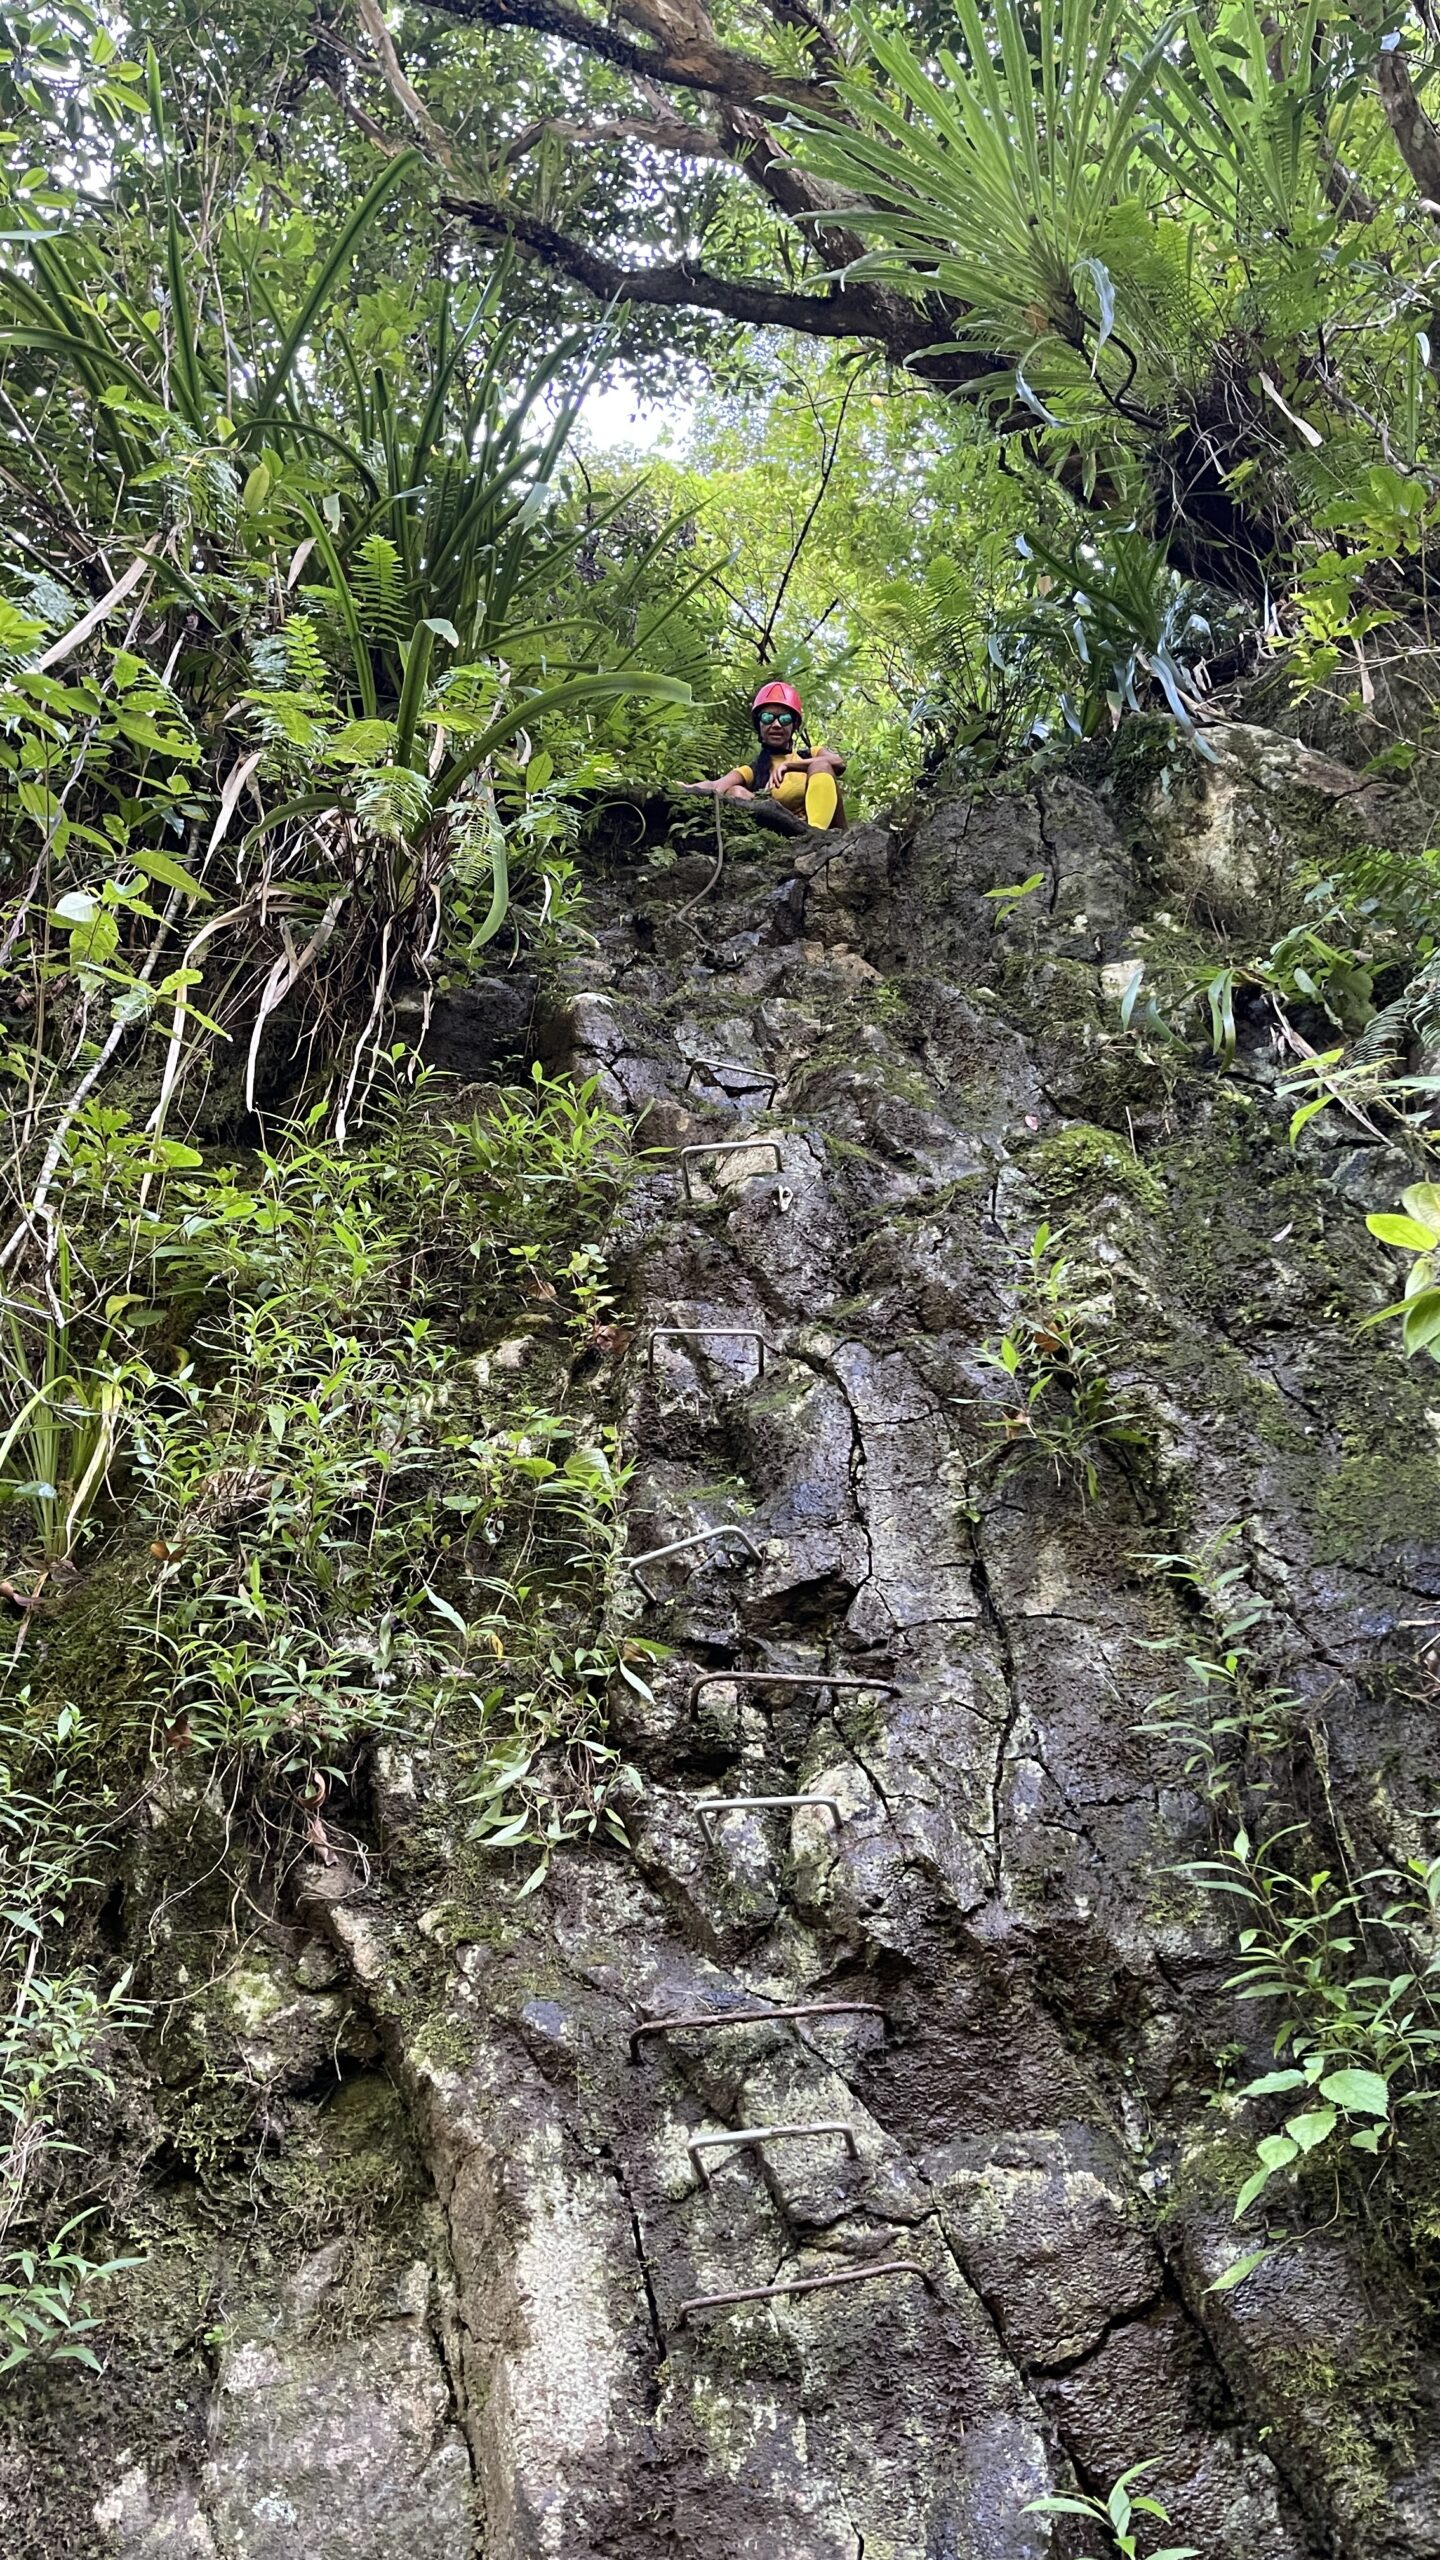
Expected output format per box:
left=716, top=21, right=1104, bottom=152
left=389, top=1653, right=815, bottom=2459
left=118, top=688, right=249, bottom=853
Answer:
left=112, top=709, right=199, bottom=759
left=1283, top=2107, right=1336, bottom=2153
left=1318, top=2067, right=1391, bottom=2117
left=69, top=907, right=120, bottom=971
left=1401, top=1182, right=1440, bottom=1230
left=248, top=152, right=423, bottom=427
left=1233, top=2165, right=1276, bottom=2218
left=1208, top=2245, right=1275, bottom=2292
left=1238, top=2070, right=1308, bottom=2098
left=1366, top=1214, right=1439, bottom=1252
left=1402, top=1289, right=1440, bottom=1355
left=393, top=621, right=435, bottom=773
left=1288, top=1095, right=1331, bottom=1144
left=424, top=1588, right=469, bottom=1638
left=1256, top=2133, right=1299, bottom=2171
left=129, top=845, right=210, bottom=901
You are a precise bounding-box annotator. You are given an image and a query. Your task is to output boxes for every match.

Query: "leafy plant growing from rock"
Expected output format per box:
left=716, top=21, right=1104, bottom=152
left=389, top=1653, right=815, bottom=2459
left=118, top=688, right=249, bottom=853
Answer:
left=0, top=1062, right=637, bottom=2370
left=1139, top=1530, right=1440, bottom=2284
left=1363, top=1183, right=1440, bottom=1359
left=1186, top=1830, right=1434, bottom=2219
left=1024, top=2457, right=1198, bottom=2560
left=978, top=1222, right=1147, bottom=1498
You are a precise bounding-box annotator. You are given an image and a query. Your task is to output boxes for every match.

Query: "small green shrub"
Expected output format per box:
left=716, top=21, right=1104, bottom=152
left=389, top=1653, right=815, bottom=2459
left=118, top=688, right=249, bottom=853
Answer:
left=978, top=1222, right=1148, bottom=1498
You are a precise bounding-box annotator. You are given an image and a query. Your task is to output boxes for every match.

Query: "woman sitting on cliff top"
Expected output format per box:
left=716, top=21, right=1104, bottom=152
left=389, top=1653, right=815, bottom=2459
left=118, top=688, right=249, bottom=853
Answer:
left=683, top=681, right=847, bottom=831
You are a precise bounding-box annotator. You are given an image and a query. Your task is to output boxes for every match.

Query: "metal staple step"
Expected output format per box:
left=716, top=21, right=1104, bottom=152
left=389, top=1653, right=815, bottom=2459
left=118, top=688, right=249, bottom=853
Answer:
left=688, top=1669, right=900, bottom=1713
left=624, top=1524, right=761, bottom=1604
left=682, top=1057, right=780, bottom=1104
left=629, top=1999, right=884, bottom=2065
left=675, top=2260, right=933, bottom=2327
left=687, top=2119, right=859, bottom=2183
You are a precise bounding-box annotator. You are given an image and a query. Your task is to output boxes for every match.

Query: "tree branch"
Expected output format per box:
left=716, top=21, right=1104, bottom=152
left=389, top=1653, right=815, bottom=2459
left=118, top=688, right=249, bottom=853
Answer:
left=440, top=194, right=1000, bottom=399
left=502, top=112, right=729, bottom=161
left=417, top=0, right=826, bottom=112
left=354, top=0, right=462, bottom=171
left=441, top=196, right=891, bottom=333
left=1377, top=38, right=1440, bottom=217
left=716, top=106, right=867, bottom=264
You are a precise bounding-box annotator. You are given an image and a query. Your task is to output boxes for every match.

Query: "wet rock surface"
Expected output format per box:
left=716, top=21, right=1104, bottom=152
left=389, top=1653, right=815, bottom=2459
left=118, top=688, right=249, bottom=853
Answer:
left=16, top=735, right=1440, bottom=2558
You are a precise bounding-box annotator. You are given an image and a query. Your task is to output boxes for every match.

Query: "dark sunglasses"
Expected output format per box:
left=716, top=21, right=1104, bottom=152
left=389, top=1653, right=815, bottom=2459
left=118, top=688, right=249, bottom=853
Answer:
left=759, top=707, right=796, bottom=725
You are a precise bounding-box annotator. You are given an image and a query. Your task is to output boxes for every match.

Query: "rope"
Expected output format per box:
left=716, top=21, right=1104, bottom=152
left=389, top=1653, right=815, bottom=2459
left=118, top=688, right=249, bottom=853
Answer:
left=675, top=793, right=726, bottom=923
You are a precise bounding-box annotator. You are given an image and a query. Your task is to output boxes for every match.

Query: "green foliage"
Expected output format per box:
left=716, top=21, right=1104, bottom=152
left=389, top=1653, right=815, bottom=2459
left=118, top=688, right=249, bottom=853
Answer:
left=0, top=1233, right=156, bottom=1560
left=1008, top=525, right=1225, bottom=749
left=978, top=1222, right=1147, bottom=1499
left=0, top=2221, right=142, bottom=2374
left=459, top=1632, right=661, bottom=1896
left=1135, top=1527, right=1297, bottom=1801
left=1364, top=1183, right=1440, bottom=1358
left=0, top=1061, right=634, bottom=2363
left=1192, top=1826, right=1439, bottom=2203
left=1139, top=1528, right=1440, bottom=2278
left=797, top=0, right=1167, bottom=383
left=1024, top=2457, right=1198, bottom=2560
left=606, top=356, right=1047, bottom=800
left=1119, top=837, right=1440, bottom=1068
left=0, top=1684, right=150, bottom=2372
left=0, top=107, right=689, bottom=1157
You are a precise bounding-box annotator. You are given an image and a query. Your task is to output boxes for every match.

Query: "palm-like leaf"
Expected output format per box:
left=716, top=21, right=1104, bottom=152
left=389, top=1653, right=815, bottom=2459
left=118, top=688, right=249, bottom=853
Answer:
left=1147, top=1, right=1340, bottom=239
left=793, top=0, right=1169, bottom=355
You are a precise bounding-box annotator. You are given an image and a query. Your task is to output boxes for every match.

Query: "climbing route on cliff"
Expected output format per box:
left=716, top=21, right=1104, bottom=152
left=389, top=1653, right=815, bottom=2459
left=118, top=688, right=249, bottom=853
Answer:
left=14, top=9, right=1440, bottom=2552
left=16, top=733, right=1440, bottom=2560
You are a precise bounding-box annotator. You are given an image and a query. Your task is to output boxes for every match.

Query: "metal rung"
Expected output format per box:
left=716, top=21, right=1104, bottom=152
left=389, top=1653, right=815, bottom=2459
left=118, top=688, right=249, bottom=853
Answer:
left=697, top=1794, right=842, bottom=1843
left=644, top=1326, right=776, bottom=1378
left=680, top=1138, right=783, bottom=1200
left=683, top=1057, right=780, bottom=1103
left=629, top=1999, right=884, bottom=2065
left=687, top=2119, right=858, bottom=2183
left=624, top=1524, right=761, bottom=1605
left=689, top=1670, right=900, bottom=1713
left=675, top=2260, right=933, bottom=2327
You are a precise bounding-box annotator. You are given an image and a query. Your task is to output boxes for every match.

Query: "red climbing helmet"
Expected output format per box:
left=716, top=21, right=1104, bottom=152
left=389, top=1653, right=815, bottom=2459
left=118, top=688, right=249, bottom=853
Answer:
left=752, top=680, right=803, bottom=724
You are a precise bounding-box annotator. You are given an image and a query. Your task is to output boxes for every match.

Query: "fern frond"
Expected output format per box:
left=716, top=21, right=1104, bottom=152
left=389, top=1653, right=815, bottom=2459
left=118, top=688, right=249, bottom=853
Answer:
left=350, top=536, right=410, bottom=647
left=278, top=614, right=332, bottom=696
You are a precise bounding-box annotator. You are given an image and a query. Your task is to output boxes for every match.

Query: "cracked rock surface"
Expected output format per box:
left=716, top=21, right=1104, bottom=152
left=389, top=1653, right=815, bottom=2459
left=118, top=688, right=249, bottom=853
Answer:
left=16, top=726, right=1440, bottom=2559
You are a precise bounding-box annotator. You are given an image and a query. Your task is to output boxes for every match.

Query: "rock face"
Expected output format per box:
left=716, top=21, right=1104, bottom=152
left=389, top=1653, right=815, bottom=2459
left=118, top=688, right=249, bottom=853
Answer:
left=12, top=726, right=1440, bottom=2560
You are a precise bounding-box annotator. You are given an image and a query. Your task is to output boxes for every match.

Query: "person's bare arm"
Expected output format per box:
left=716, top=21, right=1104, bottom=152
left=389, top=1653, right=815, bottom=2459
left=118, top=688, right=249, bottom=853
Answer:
left=682, top=765, right=750, bottom=794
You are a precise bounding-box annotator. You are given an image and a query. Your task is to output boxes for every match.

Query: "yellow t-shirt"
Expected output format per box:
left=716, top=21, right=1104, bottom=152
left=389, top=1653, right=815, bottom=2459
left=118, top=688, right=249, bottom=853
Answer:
left=739, top=753, right=816, bottom=789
